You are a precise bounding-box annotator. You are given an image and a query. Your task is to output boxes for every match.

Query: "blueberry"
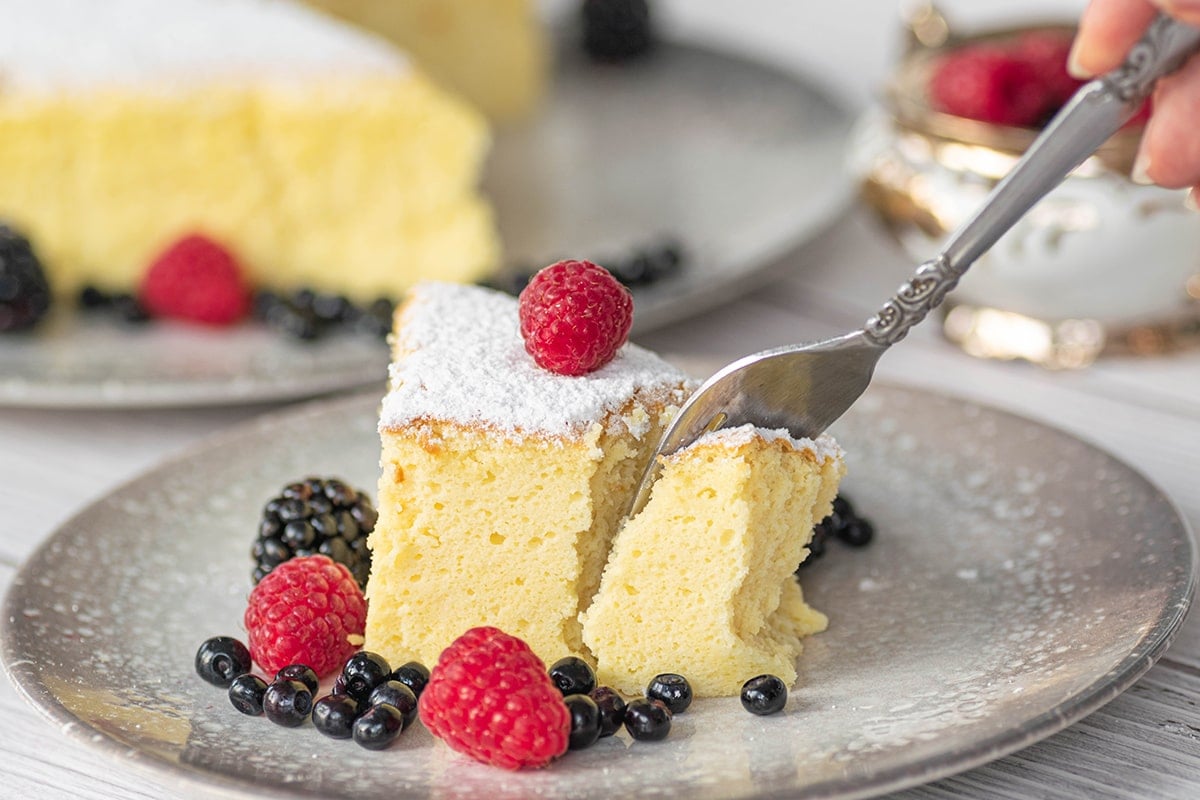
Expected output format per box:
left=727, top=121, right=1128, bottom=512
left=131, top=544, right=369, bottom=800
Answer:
left=623, top=698, right=671, bottom=741
left=353, top=703, right=404, bottom=750
left=342, top=651, right=391, bottom=704
left=564, top=694, right=601, bottom=750
left=312, top=693, right=360, bottom=739
left=741, top=674, right=788, bottom=716
left=228, top=674, right=268, bottom=716
left=275, top=664, right=319, bottom=695
left=646, top=673, right=692, bottom=714
left=838, top=517, right=875, bottom=547
left=368, top=680, right=418, bottom=727
left=195, top=636, right=252, bottom=687
left=589, top=686, right=626, bottom=737
left=549, top=656, right=596, bottom=696
left=263, top=679, right=314, bottom=727
left=388, top=661, right=430, bottom=699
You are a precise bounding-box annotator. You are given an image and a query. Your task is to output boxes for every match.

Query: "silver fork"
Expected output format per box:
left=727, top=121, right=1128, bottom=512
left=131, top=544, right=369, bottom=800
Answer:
left=629, top=14, right=1200, bottom=518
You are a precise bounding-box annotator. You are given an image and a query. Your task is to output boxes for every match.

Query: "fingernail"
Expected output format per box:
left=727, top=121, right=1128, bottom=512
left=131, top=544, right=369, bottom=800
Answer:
left=1131, top=150, right=1153, bottom=185
left=1066, top=39, right=1093, bottom=79
left=1185, top=190, right=1199, bottom=212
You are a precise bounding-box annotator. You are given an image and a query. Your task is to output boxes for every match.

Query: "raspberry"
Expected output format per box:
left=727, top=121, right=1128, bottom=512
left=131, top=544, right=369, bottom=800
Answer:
left=928, top=45, right=1045, bottom=127
left=518, top=260, right=633, bottom=376
left=138, top=233, right=251, bottom=325
left=243, top=555, right=366, bottom=678
left=418, top=626, right=570, bottom=770
left=1012, top=30, right=1084, bottom=115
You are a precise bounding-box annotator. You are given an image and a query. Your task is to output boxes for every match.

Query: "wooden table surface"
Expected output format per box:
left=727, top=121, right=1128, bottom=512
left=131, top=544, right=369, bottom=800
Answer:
left=3, top=1, right=1198, bottom=798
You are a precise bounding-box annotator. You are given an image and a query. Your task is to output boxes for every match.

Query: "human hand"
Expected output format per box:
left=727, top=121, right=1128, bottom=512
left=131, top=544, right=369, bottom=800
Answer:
left=1070, top=0, right=1200, bottom=206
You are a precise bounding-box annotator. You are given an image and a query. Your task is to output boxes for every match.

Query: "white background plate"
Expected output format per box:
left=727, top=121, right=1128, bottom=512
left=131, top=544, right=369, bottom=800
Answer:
left=2, top=383, right=1193, bottom=799
left=0, top=40, right=852, bottom=409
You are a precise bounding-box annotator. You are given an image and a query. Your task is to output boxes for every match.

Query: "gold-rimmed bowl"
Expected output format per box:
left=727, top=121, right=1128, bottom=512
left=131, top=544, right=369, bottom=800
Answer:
left=850, top=7, right=1200, bottom=368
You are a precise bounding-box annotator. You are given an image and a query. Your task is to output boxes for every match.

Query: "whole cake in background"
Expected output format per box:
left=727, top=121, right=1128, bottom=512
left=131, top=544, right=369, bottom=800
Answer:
left=365, top=275, right=844, bottom=697
left=0, top=0, right=518, bottom=306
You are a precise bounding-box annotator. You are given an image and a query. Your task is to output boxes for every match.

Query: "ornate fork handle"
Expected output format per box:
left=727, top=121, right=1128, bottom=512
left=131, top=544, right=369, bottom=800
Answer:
left=863, top=14, right=1200, bottom=348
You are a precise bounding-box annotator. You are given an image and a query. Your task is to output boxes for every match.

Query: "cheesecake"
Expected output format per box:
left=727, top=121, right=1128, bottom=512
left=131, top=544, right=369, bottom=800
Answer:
left=0, top=0, right=499, bottom=303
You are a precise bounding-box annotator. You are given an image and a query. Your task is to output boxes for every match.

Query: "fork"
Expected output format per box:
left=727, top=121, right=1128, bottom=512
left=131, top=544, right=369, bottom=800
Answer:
left=628, top=14, right=1200, bottom=519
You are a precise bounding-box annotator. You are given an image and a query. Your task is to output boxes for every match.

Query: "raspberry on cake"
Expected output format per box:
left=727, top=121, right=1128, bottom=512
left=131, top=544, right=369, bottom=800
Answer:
left=580, top=425, right=844, bottom=697
left=365, top=282, right=693, bottom=669
left=0, top=0, right=498, bottom=303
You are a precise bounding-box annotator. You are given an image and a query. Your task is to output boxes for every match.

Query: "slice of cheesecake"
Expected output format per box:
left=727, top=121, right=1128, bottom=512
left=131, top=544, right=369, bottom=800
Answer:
left=580, top=425, right=844, bottom=696
left=0, top=0, right=498, bottom=302
left=366, top=282, right=693, bottom=668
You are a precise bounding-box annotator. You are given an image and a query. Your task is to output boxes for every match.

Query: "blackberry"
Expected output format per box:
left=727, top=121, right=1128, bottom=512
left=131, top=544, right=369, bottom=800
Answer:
left=263, top=679, right=314, bottom=727
left=252, top=476, right=376, bottom=588
left=589, top=686, right=626, bottom=737
left=111, top=293, right=151, bottom=324
left=353, top=703, right=404, bottom=750
left=195, top=636, right=252, bottom=687
left=741, top=674, right=788, bottom=716
left=564, top=694, right=601, bottom=750
left=549, top=656, right=596, bottom=696
left=388, top=661, right=430, bottom=699
left=646, top=673, right=692, bottom=714
left=341, top=651, right=392, bottom=704
left=368, top=680, right=418, bottom=727
left=0, top=224, right=51, bottom=332
left=228, top=674, right=269, bottom=716
left=78, top=285, right=112, bottom=310
left=354, top=297, right=395, bottom=341
left=275, top=664, right=319, bottom=695
left=582, top=0, right=656, bottom=62
left=623, top=698, right=671, bottom=741
left=312, top=693, right=360, bottom=739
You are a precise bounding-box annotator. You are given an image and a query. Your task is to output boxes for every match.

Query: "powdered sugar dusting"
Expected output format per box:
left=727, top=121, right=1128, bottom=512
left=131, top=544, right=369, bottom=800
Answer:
left=683, top=423, right=843, bottom=463
left=0, top=0, right=408, bottom=93
left=379, top=283, right=692, bottom=437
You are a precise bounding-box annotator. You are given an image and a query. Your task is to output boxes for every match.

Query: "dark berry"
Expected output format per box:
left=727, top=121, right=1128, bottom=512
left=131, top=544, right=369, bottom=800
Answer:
left=263, top=679, right=314, bottom=727
left=342, top=651, right=392, bottom=704
left=312, top=693, right=360, bottom=739
left=253, top=477, right=377, bottom=588
left=368, top=680, right=418, bottom=727
left=549, top=656, right=597, bottom=696
left=741, top=674, right=788, bottom=716
left=388, top=661, right=430, bottom=699
left=589, top=686, right=626, bottom=737
left=839, top=517, right=875, bottom=547
left=582, top=0, right=655, bottom=62
left=624, top=698, right=671, bottom=741
left=0, top=224, right=51, bottom=332
left=78, top=285, right=111, bottom=309
left=111, top=293, right=150, bottom=324
left=275, top=664, right=319, bottom=695
left=228, top=674, right=268, bottom=716
left=195, top=636, right=252, bottom=687
left=564, top=694, right=601, bottom=750
left=353, top=703, right=405, bottom=750
left=646, top=673, right=692, bottom=714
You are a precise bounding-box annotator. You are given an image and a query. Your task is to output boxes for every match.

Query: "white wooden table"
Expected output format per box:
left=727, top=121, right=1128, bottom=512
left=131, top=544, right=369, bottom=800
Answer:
left=3, top=1, right=1198, bottom=797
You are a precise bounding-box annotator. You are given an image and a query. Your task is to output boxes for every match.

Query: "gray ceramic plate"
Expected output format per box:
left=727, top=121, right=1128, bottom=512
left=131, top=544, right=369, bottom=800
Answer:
left=0, top=40, right=852, bottom=409
left=2, top=383, right=1194, bottom=799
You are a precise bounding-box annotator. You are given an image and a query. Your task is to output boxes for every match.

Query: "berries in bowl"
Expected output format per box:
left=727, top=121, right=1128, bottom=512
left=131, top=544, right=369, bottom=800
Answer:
left=851, top=10, right=1200, bottom=368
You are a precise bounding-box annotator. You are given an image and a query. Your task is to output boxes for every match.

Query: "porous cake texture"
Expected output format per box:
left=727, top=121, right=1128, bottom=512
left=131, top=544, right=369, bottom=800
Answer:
left=580, top=426, right=844, bottom=696
left=366, top=283, right=693, bottom=668
left=0, top=0, right=497, bottom=301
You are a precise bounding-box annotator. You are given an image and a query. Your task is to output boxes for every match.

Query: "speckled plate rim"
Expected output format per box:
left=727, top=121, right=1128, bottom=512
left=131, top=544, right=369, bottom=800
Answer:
left=1, top=381, right=1194, bottom=800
